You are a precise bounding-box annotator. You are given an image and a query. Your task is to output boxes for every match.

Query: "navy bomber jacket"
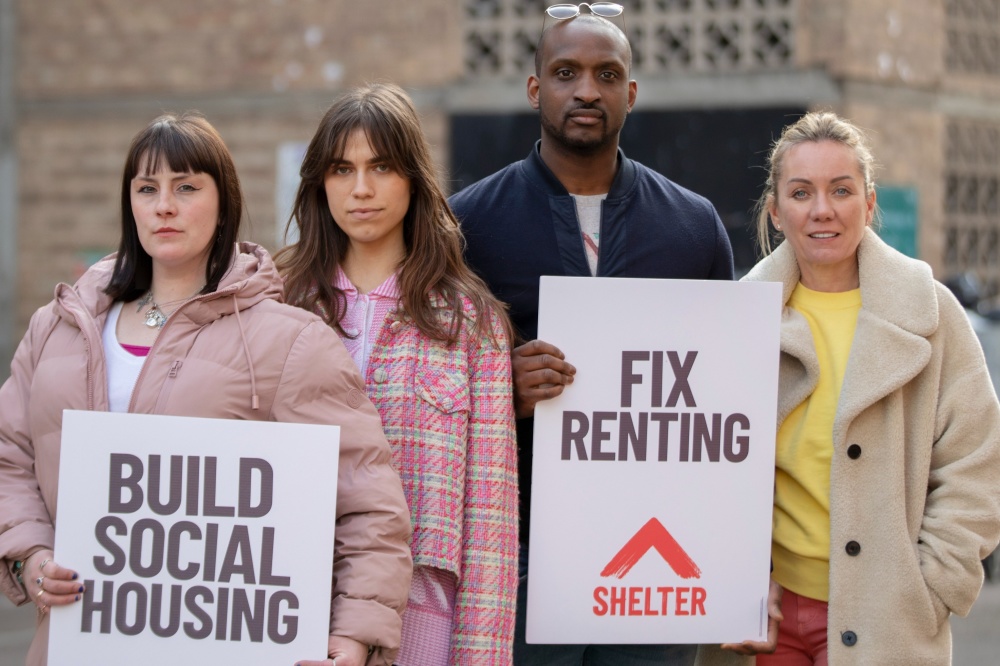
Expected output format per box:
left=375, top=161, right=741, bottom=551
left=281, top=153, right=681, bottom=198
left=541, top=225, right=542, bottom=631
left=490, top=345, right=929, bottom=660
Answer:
left=449, top=142, right=735, bottom=541
left=450, top=142, right=734, bottom=341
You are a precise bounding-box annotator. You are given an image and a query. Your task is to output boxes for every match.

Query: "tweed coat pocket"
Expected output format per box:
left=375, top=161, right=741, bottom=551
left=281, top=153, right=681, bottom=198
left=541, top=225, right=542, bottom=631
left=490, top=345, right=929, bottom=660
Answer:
left=416, top=369, right=471, bottom=416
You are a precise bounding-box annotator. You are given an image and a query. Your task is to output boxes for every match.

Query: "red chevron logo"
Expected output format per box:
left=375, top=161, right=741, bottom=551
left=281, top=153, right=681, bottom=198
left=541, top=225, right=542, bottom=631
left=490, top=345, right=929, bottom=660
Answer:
left=600, top=517, right=702, bottom=580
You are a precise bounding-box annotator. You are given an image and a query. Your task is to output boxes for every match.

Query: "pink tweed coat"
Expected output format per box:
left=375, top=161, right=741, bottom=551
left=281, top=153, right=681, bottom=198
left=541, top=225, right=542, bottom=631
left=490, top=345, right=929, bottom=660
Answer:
left=360, top=294, right=518, bottom=664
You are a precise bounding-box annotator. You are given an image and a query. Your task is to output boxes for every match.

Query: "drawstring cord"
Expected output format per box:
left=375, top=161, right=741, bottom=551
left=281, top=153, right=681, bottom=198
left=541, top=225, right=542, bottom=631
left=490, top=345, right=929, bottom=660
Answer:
left=231, top=294, right=260, bottom=410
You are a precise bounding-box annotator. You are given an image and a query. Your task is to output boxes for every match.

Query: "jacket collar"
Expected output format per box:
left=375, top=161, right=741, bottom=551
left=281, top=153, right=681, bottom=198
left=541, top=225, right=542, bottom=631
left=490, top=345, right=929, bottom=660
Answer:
left=183, top=241, right=283, bottom=325
left=52, top=241, right=282, bottom=328
left=744, top=228, right=937, bottom=336
left=744, top=229, right=938, bottom=431
left=521, top=140, right=637, bottom=200
left=52, top=258, right=117, bottom=356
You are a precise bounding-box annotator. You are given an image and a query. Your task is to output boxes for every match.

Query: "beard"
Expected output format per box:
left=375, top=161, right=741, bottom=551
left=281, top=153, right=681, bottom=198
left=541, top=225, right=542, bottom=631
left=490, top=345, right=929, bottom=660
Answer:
left=538, top=102, right=624, bottom=156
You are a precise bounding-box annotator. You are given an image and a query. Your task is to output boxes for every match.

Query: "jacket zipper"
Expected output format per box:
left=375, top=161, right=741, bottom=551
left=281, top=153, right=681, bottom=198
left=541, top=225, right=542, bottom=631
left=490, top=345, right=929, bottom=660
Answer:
left=63, top=291, right=101, bottom=411
left=128, top=285, right=238, bottom=412
left=84, top=334, right=95, bottom=411
left=150, top=359, right=184, bottom=413
left=596, top=198, right=607, bottom=276
left=127, top=289, right=210, bottom=412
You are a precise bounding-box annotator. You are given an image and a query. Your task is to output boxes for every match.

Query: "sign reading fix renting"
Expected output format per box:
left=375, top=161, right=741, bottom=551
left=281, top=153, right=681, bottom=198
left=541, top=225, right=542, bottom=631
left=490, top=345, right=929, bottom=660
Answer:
left=528, top=277, right=781, bottom=644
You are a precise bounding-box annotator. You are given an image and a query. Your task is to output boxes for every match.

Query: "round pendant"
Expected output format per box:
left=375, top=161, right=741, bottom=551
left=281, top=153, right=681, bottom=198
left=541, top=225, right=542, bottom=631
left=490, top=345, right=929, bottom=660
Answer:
left=144, top=309, right=165, bottom=328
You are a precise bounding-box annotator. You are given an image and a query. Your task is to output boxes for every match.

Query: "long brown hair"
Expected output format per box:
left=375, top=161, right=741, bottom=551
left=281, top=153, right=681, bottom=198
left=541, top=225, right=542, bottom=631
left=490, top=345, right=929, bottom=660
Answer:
left=275, top=83, right=511, bottom=346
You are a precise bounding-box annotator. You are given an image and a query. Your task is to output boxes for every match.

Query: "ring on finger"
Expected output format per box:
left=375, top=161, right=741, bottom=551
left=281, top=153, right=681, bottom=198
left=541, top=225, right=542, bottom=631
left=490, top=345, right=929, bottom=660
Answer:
left=39, top=558, right=51, bottom=571
left=36, top=588, right=44, bottom=600
left=35, top=576, right=45, bottom=589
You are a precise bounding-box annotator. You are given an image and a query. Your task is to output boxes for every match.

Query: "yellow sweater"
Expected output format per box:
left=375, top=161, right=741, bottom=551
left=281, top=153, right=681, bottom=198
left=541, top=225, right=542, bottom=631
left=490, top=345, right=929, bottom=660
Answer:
left=772, top=283, right=861, bottom=602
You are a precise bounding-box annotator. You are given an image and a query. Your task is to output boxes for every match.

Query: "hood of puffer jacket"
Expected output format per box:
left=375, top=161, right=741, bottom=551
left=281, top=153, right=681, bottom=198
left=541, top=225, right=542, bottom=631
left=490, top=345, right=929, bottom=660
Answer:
left=51, top=241, right=284, bottom=326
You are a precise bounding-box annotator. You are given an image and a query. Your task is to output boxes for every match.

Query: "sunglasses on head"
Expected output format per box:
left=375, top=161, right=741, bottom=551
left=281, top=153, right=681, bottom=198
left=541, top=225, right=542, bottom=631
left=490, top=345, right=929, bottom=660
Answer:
left=542, top=3, right=628, bottom=42
left=545, top=2, right=624, bottom=19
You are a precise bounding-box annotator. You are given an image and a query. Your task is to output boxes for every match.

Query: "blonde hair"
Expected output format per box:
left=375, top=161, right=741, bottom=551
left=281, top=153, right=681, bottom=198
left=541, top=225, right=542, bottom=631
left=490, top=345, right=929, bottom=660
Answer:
left=755, top=111, right=878, bottom=256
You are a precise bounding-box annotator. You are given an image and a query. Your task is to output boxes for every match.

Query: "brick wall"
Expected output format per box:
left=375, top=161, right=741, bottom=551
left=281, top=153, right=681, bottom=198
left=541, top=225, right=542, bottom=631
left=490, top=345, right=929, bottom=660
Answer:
left=12, top=0, right=1000, bottom=342
left=799, top=0, right=944, bottom=87
left=18, top=116, right=126, bottom=322
left=18, top=0, right=461, bottom=98
left=797, top=0, right=961, bottom=279
left=13, top=0, right=460, bottom=338
left=841, top=103, right=946, bottom=272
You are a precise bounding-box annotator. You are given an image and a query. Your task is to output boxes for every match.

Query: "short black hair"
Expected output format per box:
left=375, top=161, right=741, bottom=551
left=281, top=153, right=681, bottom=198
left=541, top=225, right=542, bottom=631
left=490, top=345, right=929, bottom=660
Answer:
left=534, top=14, right=632, bottom=75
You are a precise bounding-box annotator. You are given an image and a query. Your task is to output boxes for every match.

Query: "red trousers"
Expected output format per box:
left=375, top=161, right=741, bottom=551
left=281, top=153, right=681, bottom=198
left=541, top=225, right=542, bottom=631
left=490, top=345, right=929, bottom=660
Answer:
left=757, top=588, right=828, bottom=666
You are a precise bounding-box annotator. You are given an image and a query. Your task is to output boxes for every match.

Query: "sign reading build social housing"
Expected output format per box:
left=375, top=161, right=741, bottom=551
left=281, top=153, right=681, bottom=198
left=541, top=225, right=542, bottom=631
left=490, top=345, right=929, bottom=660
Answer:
left=528, top=277, right=781, bottom=644
left=49, top=411, right=340, bottom=665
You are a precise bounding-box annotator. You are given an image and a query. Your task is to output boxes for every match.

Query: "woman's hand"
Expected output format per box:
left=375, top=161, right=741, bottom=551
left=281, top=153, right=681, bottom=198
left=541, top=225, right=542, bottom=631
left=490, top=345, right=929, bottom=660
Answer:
left=295, top=635, right=369, bottom=666
left=23, top=549, right=84, bottom=612
left=721, top=578, right=783, bottom=655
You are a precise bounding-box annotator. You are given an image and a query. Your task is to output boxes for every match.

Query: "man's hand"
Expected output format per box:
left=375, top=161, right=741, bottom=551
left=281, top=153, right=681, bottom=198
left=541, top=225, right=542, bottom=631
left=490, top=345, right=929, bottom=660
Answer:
left=721, top=578, right=783, bottom=655
left=511, top=339, right=576, bottom=419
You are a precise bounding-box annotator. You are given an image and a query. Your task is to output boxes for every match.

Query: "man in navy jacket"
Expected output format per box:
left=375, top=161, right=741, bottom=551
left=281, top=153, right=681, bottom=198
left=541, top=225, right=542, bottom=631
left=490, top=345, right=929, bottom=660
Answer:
left=449, top=11, right=742, bottom=665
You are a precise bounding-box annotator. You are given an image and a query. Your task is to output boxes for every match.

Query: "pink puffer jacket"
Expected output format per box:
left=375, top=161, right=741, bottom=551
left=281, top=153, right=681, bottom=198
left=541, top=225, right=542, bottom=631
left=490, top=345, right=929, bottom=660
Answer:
left=0, top=242, right=412, bottom=665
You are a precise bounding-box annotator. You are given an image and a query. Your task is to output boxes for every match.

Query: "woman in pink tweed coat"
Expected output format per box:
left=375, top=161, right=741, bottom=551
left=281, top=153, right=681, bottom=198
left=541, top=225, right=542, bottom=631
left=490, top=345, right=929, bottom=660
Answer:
left=276, top=83, right=519, bottom=666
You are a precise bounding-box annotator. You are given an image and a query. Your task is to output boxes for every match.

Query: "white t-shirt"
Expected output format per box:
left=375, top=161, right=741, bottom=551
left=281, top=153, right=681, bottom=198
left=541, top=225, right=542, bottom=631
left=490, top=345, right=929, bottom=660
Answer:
left=571, top=193, right=607, bottom=275
left=102, top=301, right=146, bottom=413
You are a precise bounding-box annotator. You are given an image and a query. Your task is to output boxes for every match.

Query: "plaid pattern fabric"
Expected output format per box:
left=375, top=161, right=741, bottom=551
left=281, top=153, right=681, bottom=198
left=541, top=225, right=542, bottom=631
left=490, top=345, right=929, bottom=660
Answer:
left=357, top=294, right=518, bottom=664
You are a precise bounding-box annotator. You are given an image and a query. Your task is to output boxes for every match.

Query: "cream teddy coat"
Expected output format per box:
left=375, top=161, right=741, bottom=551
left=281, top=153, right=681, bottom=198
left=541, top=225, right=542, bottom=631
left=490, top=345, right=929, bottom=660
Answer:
left=698, top=229, right=1000, bottom=665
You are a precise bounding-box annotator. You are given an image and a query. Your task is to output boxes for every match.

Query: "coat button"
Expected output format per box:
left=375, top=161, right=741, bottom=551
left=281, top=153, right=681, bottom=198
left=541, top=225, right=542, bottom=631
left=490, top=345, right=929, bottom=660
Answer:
left=373, top=367, right=388, bottom=383
left=841, top=630, right=857, bottom=646
left=347, top=388, right=364, bottom=409
left=848, top=444, right=862, bottom=459
left=389, top=320, right=403, bottom=333
left=846, top=540, right=861, bottom=556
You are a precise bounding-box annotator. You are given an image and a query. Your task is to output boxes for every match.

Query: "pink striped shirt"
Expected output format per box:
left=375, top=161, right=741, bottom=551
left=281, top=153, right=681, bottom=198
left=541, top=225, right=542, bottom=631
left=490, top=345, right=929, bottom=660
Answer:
left=334, top=267, right=400, bottom=377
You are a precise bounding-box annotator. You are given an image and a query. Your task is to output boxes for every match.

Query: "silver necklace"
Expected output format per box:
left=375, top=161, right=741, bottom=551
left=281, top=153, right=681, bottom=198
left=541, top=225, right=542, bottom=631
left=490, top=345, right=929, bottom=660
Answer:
left=136, top=288, right=201, bottom=329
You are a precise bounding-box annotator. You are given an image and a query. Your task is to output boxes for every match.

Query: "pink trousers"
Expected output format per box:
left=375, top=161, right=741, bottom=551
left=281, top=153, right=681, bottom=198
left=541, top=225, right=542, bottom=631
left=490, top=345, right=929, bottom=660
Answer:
left=757, top=588, right=828, bottom=666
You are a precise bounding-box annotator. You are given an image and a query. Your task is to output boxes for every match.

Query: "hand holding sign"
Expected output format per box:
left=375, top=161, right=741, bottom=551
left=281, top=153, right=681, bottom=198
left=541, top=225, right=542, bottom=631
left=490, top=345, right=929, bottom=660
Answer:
left=511, top=339, right=576, bottom=419
left=51, top=412, right=340, bottom=665
left=295, top=635, right=368, bottom=666
left=23, top=550, right=83, bottom=611
left=528, top=277, right=781, bottom=644
left=721, top=579, right=783, bottom=655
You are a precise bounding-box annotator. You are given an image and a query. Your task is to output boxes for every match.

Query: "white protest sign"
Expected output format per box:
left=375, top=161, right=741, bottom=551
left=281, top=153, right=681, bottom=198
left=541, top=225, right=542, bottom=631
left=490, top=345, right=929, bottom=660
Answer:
left=528, top=277, right=781, bottom=644
left=49, top=411, right=340, bottom=665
